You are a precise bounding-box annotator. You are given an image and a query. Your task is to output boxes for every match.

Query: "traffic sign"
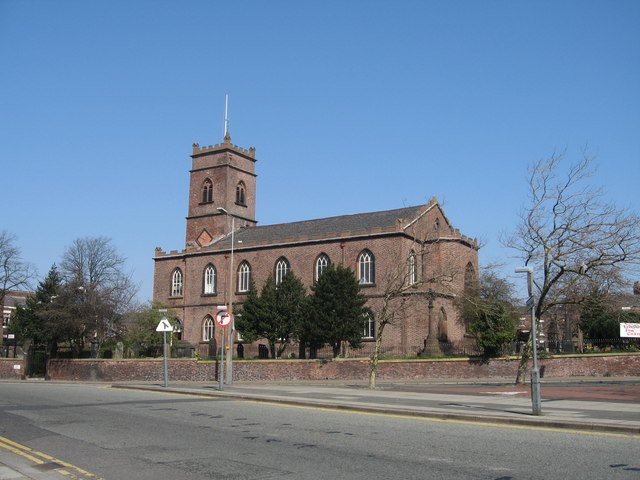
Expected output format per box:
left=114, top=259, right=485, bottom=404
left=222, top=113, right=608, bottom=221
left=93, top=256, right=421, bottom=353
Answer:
left=216, top=310, right=232, bottom=327
left=155, top=318, right=174, bottom=332
left=526, top=296, right=535, bottom=310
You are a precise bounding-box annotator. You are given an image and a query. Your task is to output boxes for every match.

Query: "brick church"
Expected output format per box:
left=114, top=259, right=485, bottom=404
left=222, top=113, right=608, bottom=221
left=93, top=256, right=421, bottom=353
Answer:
left=153, top=132, right=479, bottom=358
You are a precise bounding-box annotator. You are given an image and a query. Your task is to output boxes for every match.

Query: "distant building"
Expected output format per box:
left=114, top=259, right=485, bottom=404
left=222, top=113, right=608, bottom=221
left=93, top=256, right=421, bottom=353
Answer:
left=153, top=133, right=479, bottom=358
left=2, top=290, right=31, bottom=353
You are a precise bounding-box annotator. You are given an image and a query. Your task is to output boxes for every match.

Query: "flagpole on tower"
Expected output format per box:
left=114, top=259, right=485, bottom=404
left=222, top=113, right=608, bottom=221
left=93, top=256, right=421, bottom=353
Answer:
left=224, top=94, right=229, bottom=138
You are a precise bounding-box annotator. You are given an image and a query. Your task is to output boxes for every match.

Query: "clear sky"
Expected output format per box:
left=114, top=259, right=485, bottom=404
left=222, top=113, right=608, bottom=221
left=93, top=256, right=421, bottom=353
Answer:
left=2, top=0, right=638, bottom=302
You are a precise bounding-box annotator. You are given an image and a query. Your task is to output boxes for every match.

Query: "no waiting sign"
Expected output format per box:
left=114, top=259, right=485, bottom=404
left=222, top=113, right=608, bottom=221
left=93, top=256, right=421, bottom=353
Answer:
left=216, top=310, right=232, bottom=327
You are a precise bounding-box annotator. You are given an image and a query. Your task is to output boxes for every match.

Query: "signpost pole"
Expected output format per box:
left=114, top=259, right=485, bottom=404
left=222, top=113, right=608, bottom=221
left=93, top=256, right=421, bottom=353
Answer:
left=219, top=326, right=225, bottom=391
left=215, top=310, right=232, bottom=391
left=156, top=309, right=172, bottom=388
left=162, top=330, right=169, bottom=388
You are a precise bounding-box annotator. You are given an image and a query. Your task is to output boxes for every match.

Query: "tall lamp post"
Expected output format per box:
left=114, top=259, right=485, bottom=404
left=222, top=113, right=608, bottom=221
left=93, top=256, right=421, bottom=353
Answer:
left=217, top=207, right=235, bottom=384
left=515, top=266, right=542, bottom=415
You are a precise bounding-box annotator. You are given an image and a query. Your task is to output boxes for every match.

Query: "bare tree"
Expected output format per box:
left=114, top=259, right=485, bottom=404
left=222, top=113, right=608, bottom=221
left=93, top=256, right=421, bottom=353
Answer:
left=0, top=231, right=35, bottom=300
left=503, top=152, right=640, bottom=383
left=0, top=231, right=35, bottom=352
left=368, top=237, right=463, bottom=389
left=59, top=237, right=138, bottom=352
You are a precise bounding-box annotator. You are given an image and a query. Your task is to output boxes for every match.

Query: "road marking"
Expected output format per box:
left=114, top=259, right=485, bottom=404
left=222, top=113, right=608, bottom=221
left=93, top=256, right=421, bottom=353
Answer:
left=0, top=435, right=106, bottom=480
left=241, top=400, right=640, bottom=439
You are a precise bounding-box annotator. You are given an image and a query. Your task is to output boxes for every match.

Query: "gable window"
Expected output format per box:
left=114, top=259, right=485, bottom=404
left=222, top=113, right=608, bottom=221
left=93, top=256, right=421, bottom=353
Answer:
left=238, top=261, right=251, bottom=293
left=203, top=315, right=214, bottom=341
left=171, top=268, right=183, bottom=296
left=408, top=250, right=417, bottom=285
left=315, top=253, right=330, bottom=280
left=358, top=250, right=375, bottom=285
left=275, top=257, right=290, bottom=285
left=235, top=181, right=246, bottom=205
left=203, top=264, right=216, bottom=295
left=202, top=179, right=213, bottom=203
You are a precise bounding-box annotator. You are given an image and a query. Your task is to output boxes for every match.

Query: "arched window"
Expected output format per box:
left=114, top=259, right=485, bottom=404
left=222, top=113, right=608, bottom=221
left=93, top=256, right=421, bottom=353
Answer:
left=238, top=261, right=251, bottom=293
left=275, top=257, right=290, bottom=285
left=315, top=253, right=330, bottom=280
left=203, top=264, right=216, bottom=295
left=171, top=268, right=183, bottom=296
left=464, top=262, right=477, bottom=294
left=438, top=307, right=448, bottom=342
left=408, top=250, right=417, bottom=285
left=203, top=315, right=214, bottom=341
left=363, top=313, right=375, bottom=339
left=358, top=250, right=375, bottom=285
left=173, top=318, right=183, bottom=340
left=235, top=181, right=246, bottom=205
left=202, top=179, right=213, bottom=203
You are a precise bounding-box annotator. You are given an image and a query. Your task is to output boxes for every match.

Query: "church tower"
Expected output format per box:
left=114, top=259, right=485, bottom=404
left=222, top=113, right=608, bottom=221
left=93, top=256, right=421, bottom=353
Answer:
left=185, top=132, right=257, bottom=247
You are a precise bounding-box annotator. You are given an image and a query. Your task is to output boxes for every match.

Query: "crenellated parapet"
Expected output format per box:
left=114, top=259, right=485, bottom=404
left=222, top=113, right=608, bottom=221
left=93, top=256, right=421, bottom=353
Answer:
left=446, top=229, right=479, bottom=249
left=191, top=133, right=256, bottom=159
left=154, top=247, right=187, bottom=258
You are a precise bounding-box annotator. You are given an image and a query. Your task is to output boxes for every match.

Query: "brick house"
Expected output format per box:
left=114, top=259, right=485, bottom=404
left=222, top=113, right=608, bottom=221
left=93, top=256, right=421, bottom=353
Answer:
left=2, top=290, right=32, bottom=356
left=153, top=133, right=479, bottom=358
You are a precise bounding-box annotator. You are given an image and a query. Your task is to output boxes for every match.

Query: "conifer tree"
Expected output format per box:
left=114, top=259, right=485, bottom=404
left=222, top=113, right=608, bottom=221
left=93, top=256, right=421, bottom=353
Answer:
left=307, top=265, right=369, bottom=358
left=237, top=272, right=307, bottom=358
left=12, top=265, right=62, bottom=346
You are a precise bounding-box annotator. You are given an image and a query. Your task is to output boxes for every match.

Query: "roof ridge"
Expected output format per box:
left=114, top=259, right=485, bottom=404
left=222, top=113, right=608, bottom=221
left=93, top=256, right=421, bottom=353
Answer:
left=243, top=204, right=426, bottom=231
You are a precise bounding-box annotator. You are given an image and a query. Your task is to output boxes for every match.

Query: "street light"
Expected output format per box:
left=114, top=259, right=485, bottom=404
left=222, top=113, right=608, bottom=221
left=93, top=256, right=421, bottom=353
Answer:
left=515, top=266, right=542, bottom=415
left=217, top=207, right=236, bottom=384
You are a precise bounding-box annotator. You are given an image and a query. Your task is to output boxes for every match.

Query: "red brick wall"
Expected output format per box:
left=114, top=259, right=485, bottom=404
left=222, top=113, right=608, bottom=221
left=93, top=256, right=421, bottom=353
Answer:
left=44, top=354, right=640, bottom=382
left=0, top=358, right=25, bottom=379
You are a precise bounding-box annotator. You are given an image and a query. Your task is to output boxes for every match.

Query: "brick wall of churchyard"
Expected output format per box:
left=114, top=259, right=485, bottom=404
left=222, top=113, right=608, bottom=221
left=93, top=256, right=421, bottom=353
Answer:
left=39, top=354, right=640, bottom=382
left=0, top=358, right=24, bottom=379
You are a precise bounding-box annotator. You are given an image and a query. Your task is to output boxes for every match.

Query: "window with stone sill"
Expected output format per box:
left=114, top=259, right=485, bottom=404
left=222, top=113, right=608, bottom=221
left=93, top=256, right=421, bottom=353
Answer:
left=201, top=179, right=213, bottom=204
left=171, top=268, right=183, bottom=297
left=238, top=261, right=251, bottom=293
left=203, top=264, right=216, bottom=295
left=358, top=250, right=375, bottom=285
left=203, top=316, right=214, bottom=341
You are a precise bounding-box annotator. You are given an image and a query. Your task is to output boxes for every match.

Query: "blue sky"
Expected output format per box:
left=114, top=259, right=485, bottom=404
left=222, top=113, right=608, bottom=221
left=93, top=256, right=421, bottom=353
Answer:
left=2, top=0, right=638, bottom=301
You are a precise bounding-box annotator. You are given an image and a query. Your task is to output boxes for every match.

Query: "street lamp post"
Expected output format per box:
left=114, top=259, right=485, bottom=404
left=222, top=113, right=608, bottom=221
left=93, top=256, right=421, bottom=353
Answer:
left=515, top=266, right=542, bottom=415
left=217, top=207, right=235, bottom=385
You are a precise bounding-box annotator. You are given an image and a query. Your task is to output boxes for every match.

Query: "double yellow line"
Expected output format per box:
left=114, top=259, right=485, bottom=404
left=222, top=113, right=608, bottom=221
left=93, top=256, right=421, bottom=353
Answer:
left=0, top=435, right=105, bottom=480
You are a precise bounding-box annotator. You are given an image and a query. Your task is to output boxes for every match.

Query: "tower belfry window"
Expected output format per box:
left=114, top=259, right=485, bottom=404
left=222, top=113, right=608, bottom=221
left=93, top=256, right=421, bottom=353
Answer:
left=236, top=181, right=246, bottom=205
left=202, top=179, right=213, bottom=203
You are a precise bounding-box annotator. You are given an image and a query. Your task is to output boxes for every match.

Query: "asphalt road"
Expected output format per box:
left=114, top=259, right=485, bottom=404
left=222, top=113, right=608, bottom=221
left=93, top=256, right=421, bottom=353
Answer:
left=1, top=382, right=639, bottom=480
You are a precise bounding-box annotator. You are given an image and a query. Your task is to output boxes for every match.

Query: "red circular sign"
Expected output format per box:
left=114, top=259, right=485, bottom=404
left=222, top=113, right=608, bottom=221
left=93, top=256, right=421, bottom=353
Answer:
left=215, top=310, right=232, bottom=327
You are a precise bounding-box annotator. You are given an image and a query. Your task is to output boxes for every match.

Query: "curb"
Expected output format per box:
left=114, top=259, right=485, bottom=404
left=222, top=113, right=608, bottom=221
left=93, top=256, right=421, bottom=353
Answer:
left=111, top=384, right=640, bottom=436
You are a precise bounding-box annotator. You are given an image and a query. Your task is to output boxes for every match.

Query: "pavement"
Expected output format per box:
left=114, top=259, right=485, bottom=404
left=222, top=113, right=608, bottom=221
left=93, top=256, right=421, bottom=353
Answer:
left=1, top=376, right=639, bottom=479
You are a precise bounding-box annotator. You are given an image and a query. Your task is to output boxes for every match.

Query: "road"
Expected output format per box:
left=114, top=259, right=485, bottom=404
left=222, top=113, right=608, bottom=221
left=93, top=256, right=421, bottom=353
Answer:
left=1, top=382, right=638, bottom=480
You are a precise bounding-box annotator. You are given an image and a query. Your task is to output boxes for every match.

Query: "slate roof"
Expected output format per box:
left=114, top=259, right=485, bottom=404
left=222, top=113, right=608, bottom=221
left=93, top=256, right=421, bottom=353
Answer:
left=212, top=204, right=427, bottom=249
